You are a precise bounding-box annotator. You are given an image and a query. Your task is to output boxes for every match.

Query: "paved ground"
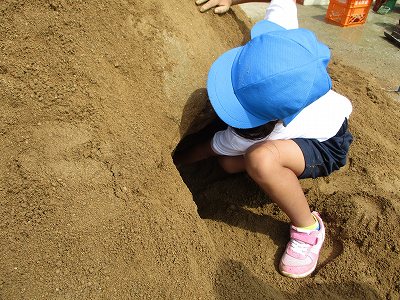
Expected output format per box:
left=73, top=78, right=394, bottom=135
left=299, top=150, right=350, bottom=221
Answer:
left=240, top=3, right=400, bottom=100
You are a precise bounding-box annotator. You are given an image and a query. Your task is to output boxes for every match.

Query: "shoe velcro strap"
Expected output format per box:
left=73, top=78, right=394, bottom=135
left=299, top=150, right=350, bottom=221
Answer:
left=291, top=231, right=318, bottom=245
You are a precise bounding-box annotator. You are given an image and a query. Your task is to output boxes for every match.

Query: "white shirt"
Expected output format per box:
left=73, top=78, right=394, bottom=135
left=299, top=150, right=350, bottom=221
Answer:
left=211, top=0, right=352, bottom=156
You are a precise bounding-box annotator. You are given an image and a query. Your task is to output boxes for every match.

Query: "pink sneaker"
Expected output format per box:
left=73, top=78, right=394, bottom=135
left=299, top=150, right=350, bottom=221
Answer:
left=279, top=211, right=325, bottom=278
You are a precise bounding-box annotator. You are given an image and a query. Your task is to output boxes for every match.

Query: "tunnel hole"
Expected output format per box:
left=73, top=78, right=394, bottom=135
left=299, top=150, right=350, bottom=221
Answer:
left=172, top=90, right=270, bottom=220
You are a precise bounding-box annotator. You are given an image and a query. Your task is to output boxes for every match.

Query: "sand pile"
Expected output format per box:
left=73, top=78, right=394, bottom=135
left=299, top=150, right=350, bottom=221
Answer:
left=0, top=0, right=399, bottom=299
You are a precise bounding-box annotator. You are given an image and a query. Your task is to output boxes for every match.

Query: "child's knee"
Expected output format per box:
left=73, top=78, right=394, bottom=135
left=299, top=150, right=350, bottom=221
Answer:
left=218, top=156, right=245, bottom=174
left=244, top=142, right=280, bottom=178
left=218, top=158, right=237, bottom=174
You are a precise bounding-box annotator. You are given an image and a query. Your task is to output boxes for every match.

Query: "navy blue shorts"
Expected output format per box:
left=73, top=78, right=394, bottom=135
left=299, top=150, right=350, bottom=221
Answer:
left=293, top=119, right=353, bottom=179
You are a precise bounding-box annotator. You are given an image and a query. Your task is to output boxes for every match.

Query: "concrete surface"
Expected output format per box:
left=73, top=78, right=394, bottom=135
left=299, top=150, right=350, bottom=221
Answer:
left=240, top=2, right=400, bottom=100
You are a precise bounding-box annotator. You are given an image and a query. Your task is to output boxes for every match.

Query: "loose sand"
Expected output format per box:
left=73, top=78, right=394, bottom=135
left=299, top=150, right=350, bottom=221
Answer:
left=0, top=1, right=399, bottom=299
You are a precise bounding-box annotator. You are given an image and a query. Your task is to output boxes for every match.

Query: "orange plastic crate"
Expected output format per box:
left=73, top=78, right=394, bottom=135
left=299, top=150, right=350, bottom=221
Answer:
left=325, top=0, right=373, bottom=27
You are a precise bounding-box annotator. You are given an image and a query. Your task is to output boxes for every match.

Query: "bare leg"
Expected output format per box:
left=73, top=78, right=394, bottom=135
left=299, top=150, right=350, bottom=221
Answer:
left=244, top=140, right=314, bottom=227
left=218, top=155, right=245, bottom=174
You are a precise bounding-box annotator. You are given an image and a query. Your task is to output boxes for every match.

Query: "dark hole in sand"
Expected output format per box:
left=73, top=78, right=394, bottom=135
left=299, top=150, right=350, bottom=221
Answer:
left=172, top=89, right=271, bottom=220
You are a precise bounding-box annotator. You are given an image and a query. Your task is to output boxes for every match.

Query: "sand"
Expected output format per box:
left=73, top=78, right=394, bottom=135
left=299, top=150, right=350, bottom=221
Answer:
left=0, top=0, right=399, bottom=299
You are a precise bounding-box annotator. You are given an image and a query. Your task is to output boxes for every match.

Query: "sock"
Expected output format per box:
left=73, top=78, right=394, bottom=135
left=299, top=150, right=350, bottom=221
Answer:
left=299, top=214, right=320, bottom=231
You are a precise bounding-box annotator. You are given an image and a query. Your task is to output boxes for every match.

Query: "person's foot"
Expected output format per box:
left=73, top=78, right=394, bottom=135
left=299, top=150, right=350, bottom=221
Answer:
left=279, top=211, right=325, bottom=278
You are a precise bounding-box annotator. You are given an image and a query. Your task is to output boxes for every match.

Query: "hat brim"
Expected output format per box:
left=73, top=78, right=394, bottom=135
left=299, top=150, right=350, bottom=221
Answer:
left=207, top=47, right=268, bottom=129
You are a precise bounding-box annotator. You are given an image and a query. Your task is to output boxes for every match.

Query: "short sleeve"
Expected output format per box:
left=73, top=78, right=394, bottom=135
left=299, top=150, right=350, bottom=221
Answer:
left=211, top=127, right=259, bottom=156
left=264, top=0, right=299, bottom=30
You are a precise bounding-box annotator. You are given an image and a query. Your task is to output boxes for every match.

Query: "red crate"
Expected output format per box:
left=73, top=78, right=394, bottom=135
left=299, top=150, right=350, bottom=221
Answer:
left=325, top=0, right=373, bottom=27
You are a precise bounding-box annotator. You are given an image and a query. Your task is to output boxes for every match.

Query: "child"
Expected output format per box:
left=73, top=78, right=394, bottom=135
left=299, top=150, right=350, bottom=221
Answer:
left=175, top=0, right=353, bottom=278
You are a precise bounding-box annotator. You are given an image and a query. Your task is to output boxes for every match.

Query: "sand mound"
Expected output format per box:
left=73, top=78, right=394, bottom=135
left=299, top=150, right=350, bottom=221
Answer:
left=0, top=1, right=399, bottom=299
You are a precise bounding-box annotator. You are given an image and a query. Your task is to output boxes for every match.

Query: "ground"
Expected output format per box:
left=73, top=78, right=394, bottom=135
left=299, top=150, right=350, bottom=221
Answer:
left=0, top=1, right=399, bottom=299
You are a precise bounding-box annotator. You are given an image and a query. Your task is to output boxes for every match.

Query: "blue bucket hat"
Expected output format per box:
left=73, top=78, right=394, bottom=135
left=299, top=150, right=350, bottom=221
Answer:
left=207, top=20, right=332, bottom=129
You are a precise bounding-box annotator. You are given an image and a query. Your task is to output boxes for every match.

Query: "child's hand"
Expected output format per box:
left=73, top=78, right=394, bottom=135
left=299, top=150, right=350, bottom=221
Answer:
left=195, top=0, right=233, bottom=14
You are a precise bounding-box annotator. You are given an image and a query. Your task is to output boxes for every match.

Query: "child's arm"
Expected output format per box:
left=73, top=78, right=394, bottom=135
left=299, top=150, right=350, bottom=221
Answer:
left=196, top=0, right=271, bottom=14
left=173, top=139, right=218, bottom=166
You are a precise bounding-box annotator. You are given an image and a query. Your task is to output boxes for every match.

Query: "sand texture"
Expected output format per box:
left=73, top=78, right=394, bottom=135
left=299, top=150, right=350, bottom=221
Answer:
left=0, top=0, right=399, bottom=299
